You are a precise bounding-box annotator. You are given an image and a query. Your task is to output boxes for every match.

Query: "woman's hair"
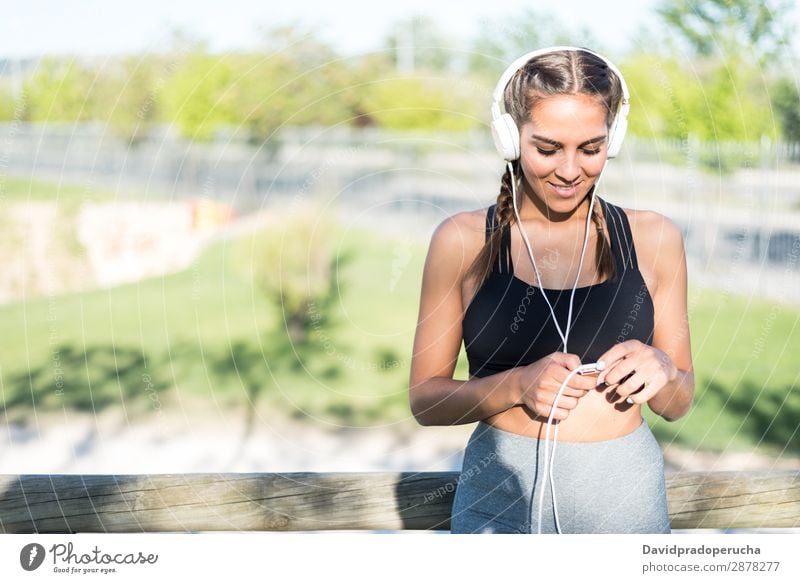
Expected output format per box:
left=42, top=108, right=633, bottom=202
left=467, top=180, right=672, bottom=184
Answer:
left=465, top=49, right=624, bottom=293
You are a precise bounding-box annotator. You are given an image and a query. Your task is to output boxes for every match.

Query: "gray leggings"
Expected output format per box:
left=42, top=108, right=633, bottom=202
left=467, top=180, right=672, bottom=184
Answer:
left=450, top=418, right=671, bottom=534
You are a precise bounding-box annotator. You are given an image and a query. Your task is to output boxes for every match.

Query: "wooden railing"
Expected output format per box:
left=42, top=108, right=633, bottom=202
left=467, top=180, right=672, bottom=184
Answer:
left=1, top=471, right=798, bottom=533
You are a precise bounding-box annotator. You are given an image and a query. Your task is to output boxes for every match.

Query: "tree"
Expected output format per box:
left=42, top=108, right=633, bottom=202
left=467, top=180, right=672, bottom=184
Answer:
left=656, top=0, right=795, bottom=66
left=22, top=58, right=98, bottom=122
left=160, top=51, right=241, bottom=141
left=656, top=0, right=797, bottom=143
left=770, top=77, right=800, bottom=143
left=240, top=200, right=344, bottom=347
left=467, top=9, right=601, bottom=79
left=93, top=55, right=164, bottom=143
left=234, top=27, right=352, bottom=144
left=359, top=76, right=477, bottom=131
left=0, top=84, right=17, bottom=121
left=383, top=16, right=455, bottom=73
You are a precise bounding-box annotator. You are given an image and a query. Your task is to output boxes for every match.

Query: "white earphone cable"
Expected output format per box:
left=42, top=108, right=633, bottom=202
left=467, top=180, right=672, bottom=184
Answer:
left=508, top=158, right=611, bottom=534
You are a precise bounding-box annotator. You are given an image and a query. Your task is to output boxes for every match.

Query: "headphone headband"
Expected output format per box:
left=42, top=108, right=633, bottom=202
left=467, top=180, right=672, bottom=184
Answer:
left=490, top=46, right=630, bottom=160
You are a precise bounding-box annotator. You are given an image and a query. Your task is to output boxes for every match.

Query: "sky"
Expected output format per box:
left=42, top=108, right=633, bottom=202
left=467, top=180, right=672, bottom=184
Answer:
left=0, top=0, right=666, bottom=59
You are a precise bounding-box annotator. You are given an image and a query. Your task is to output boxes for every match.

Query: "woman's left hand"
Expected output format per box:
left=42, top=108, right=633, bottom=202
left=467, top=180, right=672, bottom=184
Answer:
left=595, top=340, right=678, bottom=405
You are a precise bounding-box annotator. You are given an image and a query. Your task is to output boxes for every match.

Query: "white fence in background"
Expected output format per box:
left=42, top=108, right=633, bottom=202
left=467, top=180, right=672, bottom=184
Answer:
left=1, top=123, right=798, bottom=303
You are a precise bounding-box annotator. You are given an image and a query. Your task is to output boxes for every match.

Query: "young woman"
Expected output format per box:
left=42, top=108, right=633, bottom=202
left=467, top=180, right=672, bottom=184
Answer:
left=409, top=47, right=694, bottom=534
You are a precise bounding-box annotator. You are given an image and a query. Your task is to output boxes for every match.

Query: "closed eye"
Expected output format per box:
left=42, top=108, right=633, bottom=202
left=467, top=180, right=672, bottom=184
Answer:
left=537, top=148, right=602, bottom=156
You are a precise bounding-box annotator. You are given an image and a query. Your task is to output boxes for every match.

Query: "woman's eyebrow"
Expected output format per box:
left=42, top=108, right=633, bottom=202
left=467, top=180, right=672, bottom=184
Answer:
left=530, top=134, right=607, bottom=147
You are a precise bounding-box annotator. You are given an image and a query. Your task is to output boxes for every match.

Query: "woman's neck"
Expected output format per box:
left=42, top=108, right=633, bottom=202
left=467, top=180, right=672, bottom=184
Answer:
left=516, top=182, right=596, bottom=226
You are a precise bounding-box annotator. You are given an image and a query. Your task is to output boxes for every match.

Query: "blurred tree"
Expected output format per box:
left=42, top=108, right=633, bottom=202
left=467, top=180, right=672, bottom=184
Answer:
left=656, top=0, right=794, bottom=65
left=335, top=52, right=396, bottom=127
left=0, top=84, right=16, bottom=121
left=655, top=0, right=795, bottom=143
left=621, top=53, right=690, bottom=140
left=241, top=200, right=343, bottom=346
left=93, top=56, right=165, bottom=144
left=623, top=52, right=776, bottom=143
left=384, top=15, right=454, bottom=73
left=160, top=51, right=242, bottom=141
left=234, top=26, right=352, bottom=144
left=360, top=76, right=477, bottom=131
left=698, top=55, right=776, bottom=141
left=466, top=9, right=601, bottom=79
left=770, top=76, right=800, bottom=143
left=22, top=58, right=98, bottom=122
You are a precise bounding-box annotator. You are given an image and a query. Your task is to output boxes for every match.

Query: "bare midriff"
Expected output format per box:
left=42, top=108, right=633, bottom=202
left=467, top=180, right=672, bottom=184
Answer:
left=480, top=374, right=644, bottom=442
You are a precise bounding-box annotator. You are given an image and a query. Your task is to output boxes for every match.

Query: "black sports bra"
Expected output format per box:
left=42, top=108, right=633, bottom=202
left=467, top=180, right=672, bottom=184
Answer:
left=462, top=197, right=655, bottom=378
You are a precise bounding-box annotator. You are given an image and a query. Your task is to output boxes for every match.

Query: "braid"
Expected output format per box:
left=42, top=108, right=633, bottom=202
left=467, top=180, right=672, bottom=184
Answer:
left=590, top=195, right=616, bottom=282
left=463, top=161, right=518, bottom=292
left=495, top=161, right=518, bottom=227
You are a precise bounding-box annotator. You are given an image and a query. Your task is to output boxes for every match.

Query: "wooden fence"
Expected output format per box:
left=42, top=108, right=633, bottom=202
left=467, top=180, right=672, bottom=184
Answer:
left=1, top=471, right=798, bottom=533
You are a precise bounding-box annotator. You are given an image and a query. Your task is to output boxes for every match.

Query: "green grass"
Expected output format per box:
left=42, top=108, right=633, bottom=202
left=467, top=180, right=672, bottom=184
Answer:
left=0, top=176, right=100, bottom=202
left=0, top=225, right=429, bottom=429
left=0, top=218, right=798, bottom=458
left=0, top=175, right=165, bottom=204
left=646, top=289, right=800, bottom=457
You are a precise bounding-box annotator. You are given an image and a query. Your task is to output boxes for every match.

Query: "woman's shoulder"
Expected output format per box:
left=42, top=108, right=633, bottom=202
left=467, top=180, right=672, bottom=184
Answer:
left=428, top=206, right=492, bottom=275
left=619, top=206, right=686, bottom=293
left=621, top=206, right=684, bottom=251
left=431, top=206, right=491, bottom=245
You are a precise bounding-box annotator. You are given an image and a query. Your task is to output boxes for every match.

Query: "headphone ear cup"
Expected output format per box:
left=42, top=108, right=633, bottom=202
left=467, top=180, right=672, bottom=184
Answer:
left=491, top=113, right=520, bottom=161
left=607, top=115, right=627, bottom=159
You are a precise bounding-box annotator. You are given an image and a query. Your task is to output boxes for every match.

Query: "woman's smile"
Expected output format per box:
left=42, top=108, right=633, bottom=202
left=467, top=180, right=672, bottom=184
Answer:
left=548, top=181, right=583, bottom=197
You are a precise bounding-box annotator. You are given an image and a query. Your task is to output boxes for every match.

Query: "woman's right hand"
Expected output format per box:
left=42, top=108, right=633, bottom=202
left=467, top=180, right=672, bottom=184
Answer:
left=513, top=352, right=598, bottom=421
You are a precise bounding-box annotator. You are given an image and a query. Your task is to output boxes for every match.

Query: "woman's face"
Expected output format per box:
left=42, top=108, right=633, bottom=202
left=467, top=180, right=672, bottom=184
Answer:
left=517, top=92, right=610, bottom=216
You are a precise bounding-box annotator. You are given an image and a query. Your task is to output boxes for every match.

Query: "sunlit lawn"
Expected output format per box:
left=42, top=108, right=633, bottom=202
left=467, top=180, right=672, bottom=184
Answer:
left=0, top=220, right=798, bottom=457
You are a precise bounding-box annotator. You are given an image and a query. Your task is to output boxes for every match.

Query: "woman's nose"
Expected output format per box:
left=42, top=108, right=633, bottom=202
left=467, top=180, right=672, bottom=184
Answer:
left=554, top=155, right=580, bottom=183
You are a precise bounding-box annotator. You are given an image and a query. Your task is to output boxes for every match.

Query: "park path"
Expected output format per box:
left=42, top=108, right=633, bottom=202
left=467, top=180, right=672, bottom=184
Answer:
left=2, top=407, right=796, bottom=475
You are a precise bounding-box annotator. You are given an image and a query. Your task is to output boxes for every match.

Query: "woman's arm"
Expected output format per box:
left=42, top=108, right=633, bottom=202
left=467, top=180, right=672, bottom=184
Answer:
left=642, top=212, right=695, bottom=421
left=410, top=371, right=522, bottom=426
left=408, top=212, right=521, bottom=426
left=597, top=212, right=695, bottom=422
left=647, top=368, right=694, bottom=422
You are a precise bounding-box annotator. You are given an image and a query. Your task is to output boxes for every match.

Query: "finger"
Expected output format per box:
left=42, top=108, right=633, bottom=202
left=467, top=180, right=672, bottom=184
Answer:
left=596, top=340, right=641, bottom=372
left=601, top=358, right=639, bottom=386
left=545, top=393, right=580, bottom=410
left=610, top=371, right=638, bottom=395
left=554, top=386, right=587, bottom=399
left=596, top=358, right=626, bottom=385
left=538, top=404, right=569, bottom=421
left=615, top=369, right=649, bottom=401
left=627, top=380, right=660, bottom=404
left=554, top=368, right=598, bottom=391
left=541, top=378, right=585, bottom=398
left=549, top=352, right=582, bottom=371
left=569, top=374, right=600, bottom=392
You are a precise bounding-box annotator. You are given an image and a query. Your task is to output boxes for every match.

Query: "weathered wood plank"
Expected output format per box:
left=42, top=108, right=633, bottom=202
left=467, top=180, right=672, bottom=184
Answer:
left=0, top=472, right=457, bottom=533
left=0, top=471, right=797, bottom=533
left=665, top=470, right=800, bottom=529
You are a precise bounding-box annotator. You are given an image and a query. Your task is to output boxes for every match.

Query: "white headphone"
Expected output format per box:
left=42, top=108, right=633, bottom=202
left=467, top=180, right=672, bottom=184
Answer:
left=490, top=45, right=630, bottom=161
left=488, top=47, right=631, bottom=534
